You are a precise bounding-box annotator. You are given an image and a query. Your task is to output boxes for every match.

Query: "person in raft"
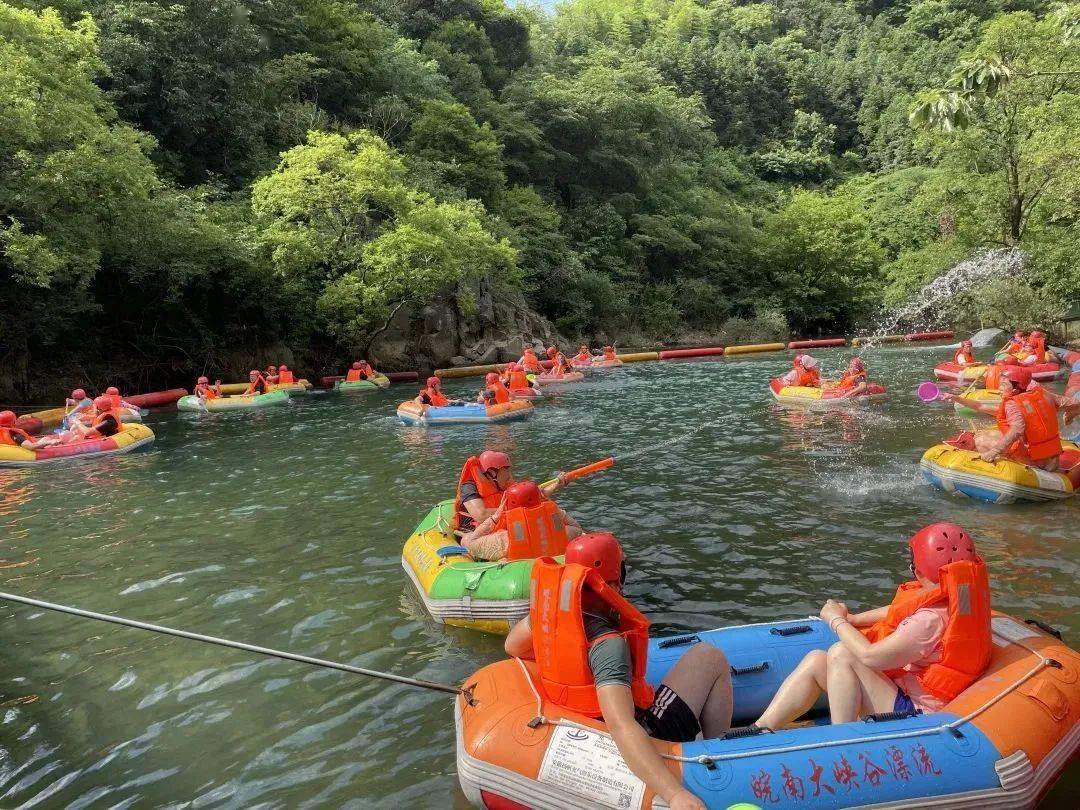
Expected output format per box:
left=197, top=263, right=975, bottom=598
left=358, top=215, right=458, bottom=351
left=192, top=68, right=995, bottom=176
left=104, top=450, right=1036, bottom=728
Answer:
left=63, top=388, right=95, bottom=429
left=345, top=360, right=375, bottom=381
left=68, top=396, right=124, bottom=440
left=263, top=365, right=279, bottom=384
left=453, top=450, right=571, bottom=534
left=194, top=376, right=222, bottom=401
left=780, top=354, right=821, bottom=387
left=1016, top=330, right=1048, bottom=366
left=601, top=344, right=618, bottom=362
left=476, top=372, right=511, bottom=406
left=941, top=366, right=1080, bottom=478
left=459, top=479, right=583, bottom=561
left=500, top=362, right=535, bottom=395
left=953, top=339, right=976, bottom=367
left=505, top=533, right=733, bottom=810
left=519, top=346, right=543, bottom=373
left=244, top=370, right=270, bottom=395
left=0, top=411, right=59, bottom=449
left=276, top=365, right=296, bottom=384
left=753, top=522, right=991, bottom=731
left=829, top=356, right=869, bottom=399
left=1002, top=330, right=1026, bottom=355
left=572, top=344, right=594, bottom=365
left=413, top=376, right=464, bottom=409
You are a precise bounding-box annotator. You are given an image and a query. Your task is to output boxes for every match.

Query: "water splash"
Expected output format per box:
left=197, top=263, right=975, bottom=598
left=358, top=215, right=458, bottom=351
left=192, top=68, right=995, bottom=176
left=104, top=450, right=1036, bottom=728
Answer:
left=858, top=248, right=1026, bottom=351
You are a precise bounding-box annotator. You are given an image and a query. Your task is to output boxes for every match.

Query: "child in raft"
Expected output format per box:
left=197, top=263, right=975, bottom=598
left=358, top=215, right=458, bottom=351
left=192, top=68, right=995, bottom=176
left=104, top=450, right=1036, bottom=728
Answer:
left=62, top=388, right=95, bottom=429
left=827, top=356, right=869, bottom=398
left=753, top=523, right=991, bottom=730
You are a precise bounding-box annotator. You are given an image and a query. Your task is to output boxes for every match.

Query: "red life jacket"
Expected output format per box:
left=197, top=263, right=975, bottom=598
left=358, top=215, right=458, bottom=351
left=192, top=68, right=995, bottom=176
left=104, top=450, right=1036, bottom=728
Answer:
left=0, top=426, right=31, bottom=446
left=530, top=559, right=654, bottom=717
left=794, top=367, right=820, bottom=387
left=508, top=370, right=531, bottom=391
left=492, top=500, right=570, bottom=561
left=278, top=370, right=296, bottom=384
left=574, top=351, right=591, bottom=363
left=422, top=387, right=449, bottom=407
left=862, top=559, right=991, bottom=702
left=1005, top=340, right=1024, bottom=355
left=995, top=387, right=1063, bottom=462
left=454, top=456, right=503, bottom=526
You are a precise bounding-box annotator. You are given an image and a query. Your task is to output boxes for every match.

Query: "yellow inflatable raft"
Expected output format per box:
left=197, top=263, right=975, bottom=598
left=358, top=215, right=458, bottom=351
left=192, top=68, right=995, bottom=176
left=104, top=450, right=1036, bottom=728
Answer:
left=0, top=424, right=155, bottom=467
left=921, top=441, right=1078, bottom=504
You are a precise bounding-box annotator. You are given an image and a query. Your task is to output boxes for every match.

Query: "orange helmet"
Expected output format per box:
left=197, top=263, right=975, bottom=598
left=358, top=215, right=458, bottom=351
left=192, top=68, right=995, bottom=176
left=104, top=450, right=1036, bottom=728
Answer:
left=71, top=388, right=87, bottom=400
left=0, top=411, right=16, bottom=427
left=502, top=480, right=542, bottom=510
left=105, top=386, right=120, bottom=396
left=478, top=450, right=510, bottom=472
left=909, top=523, right=977, bottom=584
left=567, top=532, right=625, bottom=584
left=93, top=395, right=113, bottom=412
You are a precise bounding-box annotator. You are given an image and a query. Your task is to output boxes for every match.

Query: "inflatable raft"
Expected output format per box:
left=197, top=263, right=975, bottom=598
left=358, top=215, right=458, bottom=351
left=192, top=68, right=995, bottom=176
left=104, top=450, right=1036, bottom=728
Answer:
left=271, top=380, right=313, bottom=396
left=533, top=371, right=586, bottom=386
left=921, top=441, right=1078, bottom=504
left=176, top=390, right=289, bottom=412
left=989, top=360, right=1063, bottom=382
left=0, top=423, right=155, bottom=467
left=934, top=362, right=989, bottom=383
left=334, top=373, right=390, bottom=392
left=401, top=501, right=542, bottom=633
left=396, top=399, right=533, bottom=426
left=457, top=614, right=1080, bottom=809
left=770, top=379, right=887, bottom=407
left=954, top=388, right=1001, bottom=419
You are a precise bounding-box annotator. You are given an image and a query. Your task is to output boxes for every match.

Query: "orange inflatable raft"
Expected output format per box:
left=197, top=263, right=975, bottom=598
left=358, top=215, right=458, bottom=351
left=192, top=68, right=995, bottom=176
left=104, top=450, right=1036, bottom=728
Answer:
left=457, top=613, right=1079, bottom=809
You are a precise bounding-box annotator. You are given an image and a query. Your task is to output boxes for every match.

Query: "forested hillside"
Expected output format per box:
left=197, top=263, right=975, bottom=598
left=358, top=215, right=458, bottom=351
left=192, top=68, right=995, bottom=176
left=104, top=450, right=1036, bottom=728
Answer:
left=2, top=0, right=1078, bottom=400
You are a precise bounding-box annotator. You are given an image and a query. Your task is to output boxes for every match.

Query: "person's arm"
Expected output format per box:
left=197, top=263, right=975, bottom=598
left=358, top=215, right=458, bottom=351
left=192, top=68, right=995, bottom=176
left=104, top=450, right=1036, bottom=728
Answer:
left=983, top=406, right=1024, bottom=461
left=939, top=392, right=995, bottom=413
left=847, top=605, right=888, bottom=628
left=597, top=686, right=705, bottom=810
left=822, top=601, right=930, bottom=671
left=539, top=473, right=568, bottom=498
left=504, top=616, right=535, bottom=660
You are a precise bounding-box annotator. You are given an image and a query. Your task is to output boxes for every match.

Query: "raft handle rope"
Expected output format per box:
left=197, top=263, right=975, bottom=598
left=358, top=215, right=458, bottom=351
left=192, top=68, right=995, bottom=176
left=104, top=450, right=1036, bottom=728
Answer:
left=0, top=591, right=474, bottom=704
left=513, top=628, right=1062, bottom=768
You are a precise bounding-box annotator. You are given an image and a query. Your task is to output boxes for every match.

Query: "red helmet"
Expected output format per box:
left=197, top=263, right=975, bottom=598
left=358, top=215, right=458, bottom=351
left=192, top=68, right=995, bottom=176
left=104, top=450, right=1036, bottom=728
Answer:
left=93, top=395, right=113, bottom=411
left=279, top=364, right=288, bottom=371
left=502, top=480, right=541, bottom=510
left=0, top=411, right=15, bottom=427
left=909, top=523, right=977, bottom=584
left=71, top=388, right=87, bottom=400
left=566, top=532, right=625, bottom=584
left=1031, top=330, right=1044, bottom=339
left=485, top=372, right=499, bottom=384
left=1000, top=365, right=1032, bottom=391
left=546, top=346, right=558, bottom=358
left=478, top=450, right=510, bottom=472
left=197, top=376, right=209, bottom=385
left=352, top=361, right=362, bottom=370
left=105, top=386, right=120, bottom=396
left=426, top=376, right=440, bottom=387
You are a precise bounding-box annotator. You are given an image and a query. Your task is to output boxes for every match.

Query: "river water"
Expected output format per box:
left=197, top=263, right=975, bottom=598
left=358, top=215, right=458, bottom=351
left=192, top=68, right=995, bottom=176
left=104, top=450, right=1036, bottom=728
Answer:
left=1, top=347, right=1076, bottom=808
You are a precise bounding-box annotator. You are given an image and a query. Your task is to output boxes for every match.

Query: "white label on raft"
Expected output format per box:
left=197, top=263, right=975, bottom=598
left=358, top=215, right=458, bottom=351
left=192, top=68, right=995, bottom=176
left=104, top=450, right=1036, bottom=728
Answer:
left=538, top=725, right=647, bottom=809
left=1031, top=467, right=1067, bottom=491
left=992, top=616, right=1042, bottom=646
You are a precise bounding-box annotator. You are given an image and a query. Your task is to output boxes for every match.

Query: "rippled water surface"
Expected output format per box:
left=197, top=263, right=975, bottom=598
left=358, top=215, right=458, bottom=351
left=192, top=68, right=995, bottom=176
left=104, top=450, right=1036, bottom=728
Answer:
left=1, top=347, right=1077, bottom=807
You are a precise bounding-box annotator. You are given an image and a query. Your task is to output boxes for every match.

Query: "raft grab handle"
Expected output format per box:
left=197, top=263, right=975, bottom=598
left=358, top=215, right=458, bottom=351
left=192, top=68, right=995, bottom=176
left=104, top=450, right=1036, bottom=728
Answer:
left=1024, top=618, right=1063, bottom=640
left=730, top=661, right=770, bottom=676
left=770, top=624, right=812, bottom=637
left=436, top=545, right=470, bottom=557
left=864, top=709, right=918, bottom=723
left=658, top=634, right=700, bottom=649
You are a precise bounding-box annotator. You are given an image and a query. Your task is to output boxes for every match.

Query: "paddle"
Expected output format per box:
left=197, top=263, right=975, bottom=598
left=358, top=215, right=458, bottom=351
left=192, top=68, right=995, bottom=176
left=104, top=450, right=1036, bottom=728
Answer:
left=541, top=457, right=615, bottom=489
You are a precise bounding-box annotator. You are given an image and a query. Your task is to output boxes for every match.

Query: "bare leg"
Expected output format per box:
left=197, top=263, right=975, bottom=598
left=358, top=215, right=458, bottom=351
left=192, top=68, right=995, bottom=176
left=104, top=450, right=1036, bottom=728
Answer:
left=660, top=643, right=732, bottom=738
left=825, top=642, right=899, bottom=724
left=974, top=428, right=1004, bottom=454
left=756, top=649, right=827, bottom=730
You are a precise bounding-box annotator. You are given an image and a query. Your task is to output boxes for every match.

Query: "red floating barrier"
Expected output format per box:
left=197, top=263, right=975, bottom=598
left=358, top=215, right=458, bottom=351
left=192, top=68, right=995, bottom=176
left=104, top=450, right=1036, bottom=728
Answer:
left=320, top=375, right=343, bottom=388
left=904, top=330, right=954, bottom=342
left=384, top=371, right=419, bottom=383
left=125, top=389, right=188, bottom=408
left=658, top=347, right=726, bottom=360
left=787, top=338, right=847, bottom=349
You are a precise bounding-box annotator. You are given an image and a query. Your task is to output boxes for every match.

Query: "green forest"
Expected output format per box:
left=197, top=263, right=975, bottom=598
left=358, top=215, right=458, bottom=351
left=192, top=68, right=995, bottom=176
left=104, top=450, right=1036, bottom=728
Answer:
left=2, top=0, right=1079, bottom=400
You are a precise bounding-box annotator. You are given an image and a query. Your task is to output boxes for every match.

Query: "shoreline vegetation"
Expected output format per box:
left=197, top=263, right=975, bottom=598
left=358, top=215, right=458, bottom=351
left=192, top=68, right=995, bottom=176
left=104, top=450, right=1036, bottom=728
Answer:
left=3, top=1, right=1079, bottom=403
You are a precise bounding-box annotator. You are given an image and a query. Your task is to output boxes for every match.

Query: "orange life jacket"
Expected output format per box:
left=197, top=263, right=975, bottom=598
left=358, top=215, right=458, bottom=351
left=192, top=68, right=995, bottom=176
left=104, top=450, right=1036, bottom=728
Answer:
left=508, top=370, right=531, bottom=391
left=245, top=374, right=269, bottom=395
left=995, top=387, right=1062, bottom=462
left=603, top=349, right=617, bottom=361
left=953, top=349, right=974, bottom=366
left=422, top=387, right=449, bottom=407
left=0, top=426, right=31, bottom=446
left=530, top=558, right=654, bottom=717
left=492, top=500, right=570, bottom=561
left=1005, top=340, right=1024, bottom=355
left=91, top=407, right=123, bottom=435
left=521, top=353, right=542, bottom=373
left=454, top=456, right=503, bottom=525
left=346, top=369, right=364, bottom=382
left=862, top=559, right=991, bottom=702
left=836, top=371, right=865, bottom=391
left=278, top=370, right=296, bottom=384
left=984, top=365, right=1003, bottom=392
left=195, top=383, right=219, bottom=400
left=794, top=367, right=820, bottom=387
left=487, top=380, right=511, bottom=404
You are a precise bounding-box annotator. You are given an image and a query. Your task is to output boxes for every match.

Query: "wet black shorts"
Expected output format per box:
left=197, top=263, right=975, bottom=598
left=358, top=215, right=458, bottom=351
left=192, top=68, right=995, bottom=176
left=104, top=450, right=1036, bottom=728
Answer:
left=636, top=684, right=701, bottom=743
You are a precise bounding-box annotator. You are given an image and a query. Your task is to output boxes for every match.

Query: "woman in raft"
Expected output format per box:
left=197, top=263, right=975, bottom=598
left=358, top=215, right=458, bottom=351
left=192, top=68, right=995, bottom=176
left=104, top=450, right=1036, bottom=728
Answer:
left=780, top=354, right=821, bottom=387
left=753, top=523, right=991, bottom=730
left=953, top=339, right=976, bottom=367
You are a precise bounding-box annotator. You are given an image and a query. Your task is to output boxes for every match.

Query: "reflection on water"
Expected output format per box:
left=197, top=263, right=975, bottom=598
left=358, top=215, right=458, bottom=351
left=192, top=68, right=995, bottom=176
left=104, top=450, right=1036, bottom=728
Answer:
left=0, top=349, right=1076, bottom=806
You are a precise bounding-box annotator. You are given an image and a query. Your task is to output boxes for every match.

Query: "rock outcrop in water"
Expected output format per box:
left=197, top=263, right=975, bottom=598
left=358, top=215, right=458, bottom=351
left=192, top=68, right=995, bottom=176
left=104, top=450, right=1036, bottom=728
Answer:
left=368, top=284, right=566, bottom=373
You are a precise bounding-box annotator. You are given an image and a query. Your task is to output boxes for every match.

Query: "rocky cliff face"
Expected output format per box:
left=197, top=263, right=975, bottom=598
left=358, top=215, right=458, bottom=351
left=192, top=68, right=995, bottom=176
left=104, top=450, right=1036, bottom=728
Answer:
left=368, top=284, right=566, bottom=372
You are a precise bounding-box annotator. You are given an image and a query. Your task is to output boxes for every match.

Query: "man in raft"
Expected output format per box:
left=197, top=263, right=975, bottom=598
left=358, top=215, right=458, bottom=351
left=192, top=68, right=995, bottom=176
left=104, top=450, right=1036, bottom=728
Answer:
left=518, top=346, right=543, bottom=374
left=67, top=396, right=124, bottom=440
left=505, top=533, right=733, bottom=810
left=276, top=365, right=296, bottom=384
left=0, top=411, right=58, bottom=450
left=572, top=344, right=593, bottom=365
left=500, top=363, right=535, bottom=396
left=1002, top=330, right=1027, bottom=355
left=460, top=479, right=582, bottom=561
left=413, top=376, right=463, bottom=409
left=754, top=522, right=991, bottom=730
left=453, top=450, right=572, bottom=534
left=942, top=365, right=1080, bottom=480
left=1016, top=330, right=1048, bottom=365
left=476, top=372, right=511, bottom=405
left=244, top=370, right=270, bottom=395
left=601, top=344, right=618, bottom=362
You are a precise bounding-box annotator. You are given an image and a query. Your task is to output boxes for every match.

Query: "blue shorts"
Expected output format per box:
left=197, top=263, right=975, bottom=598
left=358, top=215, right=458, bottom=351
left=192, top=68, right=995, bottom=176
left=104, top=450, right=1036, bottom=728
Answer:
left=893, top=688, right=916, bottom=715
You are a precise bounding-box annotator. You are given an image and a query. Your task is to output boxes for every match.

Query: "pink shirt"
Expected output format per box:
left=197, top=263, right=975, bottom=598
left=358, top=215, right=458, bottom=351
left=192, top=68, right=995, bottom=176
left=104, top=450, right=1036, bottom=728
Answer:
left=889, top=605, right=949, bottom=712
